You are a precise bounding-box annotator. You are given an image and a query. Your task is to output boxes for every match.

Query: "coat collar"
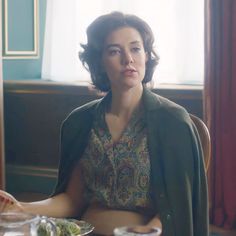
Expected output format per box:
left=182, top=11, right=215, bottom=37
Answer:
left=94, top=85, right=162, bottom=115
left=142, top=86, right=162, bottom=112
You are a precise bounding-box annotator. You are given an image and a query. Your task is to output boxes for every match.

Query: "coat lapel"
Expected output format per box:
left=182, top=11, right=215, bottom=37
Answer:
left=142, top=87, right=176, bottom=236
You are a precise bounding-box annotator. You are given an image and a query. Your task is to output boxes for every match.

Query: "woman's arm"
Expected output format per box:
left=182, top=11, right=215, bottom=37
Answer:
left=0, top=163, right=86, bottom=218
left=146, top=214, right=162, bottom=229
left=21, top=192, right=80, bottom=217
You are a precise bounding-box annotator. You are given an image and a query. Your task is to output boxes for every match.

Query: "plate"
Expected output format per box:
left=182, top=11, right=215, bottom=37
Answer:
left=70, top=220, right=94, bottom=236
left=114, top=226, right=161, bottom=236
left=50, top=218, right=94, bottom=236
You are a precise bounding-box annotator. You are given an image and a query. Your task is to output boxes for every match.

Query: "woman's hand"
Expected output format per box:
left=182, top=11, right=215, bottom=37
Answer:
left=0, top=190, right=24, bottom=213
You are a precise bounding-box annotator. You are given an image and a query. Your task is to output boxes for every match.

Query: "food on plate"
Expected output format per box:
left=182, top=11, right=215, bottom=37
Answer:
left=37, top=218, right=81, bottom=236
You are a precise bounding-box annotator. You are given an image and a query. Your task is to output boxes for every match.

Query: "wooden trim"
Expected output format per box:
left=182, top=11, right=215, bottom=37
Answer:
left=6, top=165, right=57, bottom=195
left=6, top=164, right=58, bottom=178
left=3, top=80, right=203, bottom=101
left=0, top=0, right=5, bottom=190
left=4, top=80, right=98, bottom=96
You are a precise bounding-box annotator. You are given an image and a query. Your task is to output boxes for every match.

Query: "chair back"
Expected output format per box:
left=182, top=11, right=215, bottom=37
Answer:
left=190, top=114, right=211, bottom=173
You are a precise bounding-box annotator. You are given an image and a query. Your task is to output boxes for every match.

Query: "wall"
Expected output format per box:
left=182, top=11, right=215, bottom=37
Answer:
left=2, top=0, right=47, bottom=80
left=1, top=1, right=205, bottom=200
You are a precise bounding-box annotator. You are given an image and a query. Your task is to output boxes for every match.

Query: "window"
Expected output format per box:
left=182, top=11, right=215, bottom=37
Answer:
left=42, top=0, right=204, bottom=86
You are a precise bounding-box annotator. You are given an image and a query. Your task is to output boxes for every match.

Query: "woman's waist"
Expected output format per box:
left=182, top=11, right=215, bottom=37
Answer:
left=84, top=193, right=155, bottom=216
left=81, top=202, right=154, bottom=235
left=83, top=202, right=152, bottom=217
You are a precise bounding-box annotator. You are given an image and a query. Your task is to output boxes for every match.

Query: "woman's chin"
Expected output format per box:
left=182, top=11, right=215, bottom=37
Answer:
left=118, top=79, right=143, bottom=90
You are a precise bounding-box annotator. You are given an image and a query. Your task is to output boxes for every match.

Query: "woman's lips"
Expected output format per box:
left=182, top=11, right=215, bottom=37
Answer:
left=122, top=69, right=137, bottom=76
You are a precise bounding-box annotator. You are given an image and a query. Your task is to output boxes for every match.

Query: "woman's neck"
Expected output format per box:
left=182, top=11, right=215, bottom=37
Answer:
left=109, top=85, right=143, bottom=118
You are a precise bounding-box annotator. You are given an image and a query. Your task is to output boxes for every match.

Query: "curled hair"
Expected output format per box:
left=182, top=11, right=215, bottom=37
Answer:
left=79, top=11, right=159, bottom=92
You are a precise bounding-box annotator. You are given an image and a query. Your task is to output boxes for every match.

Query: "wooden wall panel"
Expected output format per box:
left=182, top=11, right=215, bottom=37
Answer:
left=4, top=81, right=100, bottom=167
left=4, top=81, right=203, bottom=168
left=3, top=80, right=203, bottom=196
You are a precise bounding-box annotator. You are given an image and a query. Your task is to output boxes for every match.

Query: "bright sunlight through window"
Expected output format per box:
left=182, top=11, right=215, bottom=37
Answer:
left=42, top=0, right=204, bottom=86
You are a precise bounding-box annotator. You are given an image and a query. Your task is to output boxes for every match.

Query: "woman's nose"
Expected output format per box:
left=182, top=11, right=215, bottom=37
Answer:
left=121, top=51, right=134, bottom=65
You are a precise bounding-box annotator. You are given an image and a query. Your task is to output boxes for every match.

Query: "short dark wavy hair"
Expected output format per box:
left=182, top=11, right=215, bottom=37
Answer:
left=79, top=11, right=159, bottom=92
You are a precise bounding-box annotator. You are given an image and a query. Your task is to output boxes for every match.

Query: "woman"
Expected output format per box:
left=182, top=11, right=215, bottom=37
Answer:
left=0, top=12, right=208, bottom=236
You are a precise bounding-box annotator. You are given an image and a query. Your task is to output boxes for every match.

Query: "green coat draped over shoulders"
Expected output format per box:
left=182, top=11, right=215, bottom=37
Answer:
left=53, top=87, right=209, bottom=236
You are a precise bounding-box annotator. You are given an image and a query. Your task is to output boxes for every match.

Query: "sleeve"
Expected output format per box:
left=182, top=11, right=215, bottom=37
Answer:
left=51, top=109, right=93, bottom=196
left=190, top=122, right=209, bottom=236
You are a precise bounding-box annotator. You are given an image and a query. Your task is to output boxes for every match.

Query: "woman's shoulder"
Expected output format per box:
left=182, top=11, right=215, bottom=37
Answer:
left=70, top=99, right=101, bottom=115
left=157, top=95, right=190, bottom=121
left=63, top=98, right=102, bottom=127
left=144, top=88, right=191, bottom=124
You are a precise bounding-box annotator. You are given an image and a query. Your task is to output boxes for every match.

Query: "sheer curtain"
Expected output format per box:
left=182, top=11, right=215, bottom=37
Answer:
left=42, top=0, right=204, bottom=86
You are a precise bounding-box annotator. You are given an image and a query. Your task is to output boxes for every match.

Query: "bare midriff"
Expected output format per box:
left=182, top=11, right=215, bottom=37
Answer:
left=81, top=203, right=150, bottom=235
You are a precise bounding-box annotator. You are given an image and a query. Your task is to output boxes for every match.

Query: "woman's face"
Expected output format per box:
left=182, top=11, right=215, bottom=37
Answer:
left=102, top=27, right=147, bottom=91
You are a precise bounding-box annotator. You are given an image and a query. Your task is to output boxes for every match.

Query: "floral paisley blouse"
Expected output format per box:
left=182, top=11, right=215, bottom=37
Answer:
left=79, top=105, right=155, bottom=216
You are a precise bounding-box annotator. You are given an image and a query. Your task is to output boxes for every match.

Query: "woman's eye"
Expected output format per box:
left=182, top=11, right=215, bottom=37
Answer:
left=131, top=47, right=141, bottom=53
left=108, top=49, right=121, bottom=56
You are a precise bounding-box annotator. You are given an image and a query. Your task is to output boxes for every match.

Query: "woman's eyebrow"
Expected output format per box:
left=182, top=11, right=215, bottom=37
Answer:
left=105, top=44, right=121, bottom=49
left=105, top=41, right=142, bottom=49
left=130, top=40, right=142, bottom=45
